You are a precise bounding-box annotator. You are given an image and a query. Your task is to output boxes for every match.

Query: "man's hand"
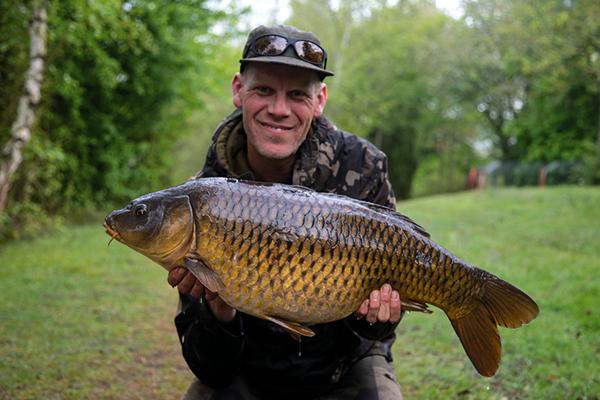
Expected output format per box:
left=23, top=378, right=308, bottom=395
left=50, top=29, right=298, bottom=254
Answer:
left=354, top=283, right=401, bottom=324
left=168, top=267, right=236, bottom=323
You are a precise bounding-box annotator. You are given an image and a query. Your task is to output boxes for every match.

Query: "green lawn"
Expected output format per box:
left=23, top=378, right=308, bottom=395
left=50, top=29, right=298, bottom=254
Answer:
left=0, top=225, right=193, bottom=399
left=394, top=187, right=600, bottom=399
left=1, top=186, right=599, bottom=399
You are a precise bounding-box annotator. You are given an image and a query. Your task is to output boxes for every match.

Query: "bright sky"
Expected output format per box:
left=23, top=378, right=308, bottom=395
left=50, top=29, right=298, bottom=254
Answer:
left=233, top=0, right=464, bottom=27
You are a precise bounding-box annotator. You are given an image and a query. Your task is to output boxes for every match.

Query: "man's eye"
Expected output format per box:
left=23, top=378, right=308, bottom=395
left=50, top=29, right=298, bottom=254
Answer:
left=290, top=90, right=307, bottom=98
left=256, top=87, right=272, bottom=95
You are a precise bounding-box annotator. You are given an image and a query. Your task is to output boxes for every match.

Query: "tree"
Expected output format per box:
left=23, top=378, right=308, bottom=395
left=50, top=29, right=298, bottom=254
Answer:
left=0, top=1, right=47, bottom=212
left=512, top=0, right=600, bottom=179
left=459, top=0, right=530, bottom=161
left=333, top=2, right=475, bottom=198
left=287, top=1, right=480, bottom=198
left=461, top=0, right=600, bottom=179
left=0, top=0, right=230, bottom=239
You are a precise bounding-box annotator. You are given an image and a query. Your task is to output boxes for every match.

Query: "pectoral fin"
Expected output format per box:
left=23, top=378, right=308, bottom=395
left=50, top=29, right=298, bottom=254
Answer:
left=183, top=257, right=225, bottom=293
left=262, top=315, right=315, bottom=340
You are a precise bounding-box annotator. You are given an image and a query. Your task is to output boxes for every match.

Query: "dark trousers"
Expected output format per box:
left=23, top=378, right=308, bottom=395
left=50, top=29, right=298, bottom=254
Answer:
left=181, top=354, right=403, bottom=400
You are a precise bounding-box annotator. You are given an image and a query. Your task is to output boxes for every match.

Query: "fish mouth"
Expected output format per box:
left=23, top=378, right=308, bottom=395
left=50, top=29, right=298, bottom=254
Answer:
left=103, top=221, right=122, bottom=246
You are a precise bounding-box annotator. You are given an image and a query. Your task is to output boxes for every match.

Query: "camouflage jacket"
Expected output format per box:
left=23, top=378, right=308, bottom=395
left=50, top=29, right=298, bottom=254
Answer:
left=176, top=108, right=399, bottom=397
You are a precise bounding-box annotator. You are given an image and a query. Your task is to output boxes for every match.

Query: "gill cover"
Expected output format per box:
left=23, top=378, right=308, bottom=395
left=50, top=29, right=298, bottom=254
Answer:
left=145, top=194, right=195, bottom=267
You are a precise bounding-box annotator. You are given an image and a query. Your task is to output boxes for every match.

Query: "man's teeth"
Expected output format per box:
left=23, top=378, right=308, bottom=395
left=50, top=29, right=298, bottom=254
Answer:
left=262, top=122, right=290, bottom=131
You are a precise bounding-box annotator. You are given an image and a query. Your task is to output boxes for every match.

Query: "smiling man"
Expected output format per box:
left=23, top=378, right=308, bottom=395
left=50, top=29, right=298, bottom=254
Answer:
left=168, top=25, right=404, bottom=399
left=234, top=62, right=326, bottom=181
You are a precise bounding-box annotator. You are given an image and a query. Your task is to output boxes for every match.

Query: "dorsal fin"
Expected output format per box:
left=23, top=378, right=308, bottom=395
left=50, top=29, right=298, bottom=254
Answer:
left=321, top=192, right=430, bottom=238
left=226, top=178, right=430, bottom=238
left=359, top=201, right=430, bottom=238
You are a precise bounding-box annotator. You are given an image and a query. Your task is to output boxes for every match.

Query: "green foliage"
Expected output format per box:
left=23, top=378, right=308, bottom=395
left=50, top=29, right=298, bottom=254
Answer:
left=522, top=0, right=600, bottom=173
left=0, top=0, right=231, bottom=240
left=462, top=0, right=600, bottom=165
left=288, top=1, right=480, bottom=199
left=411, top=142, right=477, bottom=198
left=169, top=34, right=245, bottom=184
left=38, top=0, right=218, bottom=202
left=513, top=84, right=597, bottom=162
left=3, top=0, right=600, bottom=240
left=333, top=3, right=433, bottom=198
left=287, top=0, right=599, bottom=197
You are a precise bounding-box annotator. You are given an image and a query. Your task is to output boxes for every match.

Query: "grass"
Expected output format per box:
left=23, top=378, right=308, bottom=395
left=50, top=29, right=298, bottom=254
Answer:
left=0, top=186, right=599, bottom=399
left=0, top=226, right=193, bottom=399
left=394, top=187, right=600, bottom=399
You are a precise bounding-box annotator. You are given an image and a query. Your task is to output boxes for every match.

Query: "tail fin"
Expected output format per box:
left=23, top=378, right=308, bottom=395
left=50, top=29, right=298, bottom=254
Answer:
left=447, top=277, right=539, bottom=377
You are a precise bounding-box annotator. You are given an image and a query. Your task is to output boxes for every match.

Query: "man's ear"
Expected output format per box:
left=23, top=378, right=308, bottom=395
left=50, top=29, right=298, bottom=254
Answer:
left=314, top=82, right=328, bottom=117
left=232, top=73, right=243, bottom=108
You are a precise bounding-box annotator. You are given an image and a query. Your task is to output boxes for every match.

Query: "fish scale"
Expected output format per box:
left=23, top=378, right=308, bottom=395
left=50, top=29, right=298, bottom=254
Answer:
left=105, top=177, right=539, bottom=376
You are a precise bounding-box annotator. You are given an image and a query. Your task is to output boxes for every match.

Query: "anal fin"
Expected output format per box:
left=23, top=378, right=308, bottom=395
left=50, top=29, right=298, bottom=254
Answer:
left=262, top=315, right=315, bottom=340
left=183, top=257, right=225, bottom=293
left=401, top=299, right=432, bottom=314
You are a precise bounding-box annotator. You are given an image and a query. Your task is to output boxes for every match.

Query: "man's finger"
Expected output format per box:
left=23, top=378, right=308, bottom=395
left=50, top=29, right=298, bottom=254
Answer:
left=207, top=296, right=237, bottom=323
left=390, top=290, right=402, bottom=323
left=177, top=271, right=197, bottom=294
left=190, top=280, right=205, bottom=299
left=366, top=290, right=380, bottom=324
left=355, top=299, right=369, bottom=319
left=204, top=288, right=219, bottom=302
left=167, top=267, right=187, bottom=287
left=377, top=284, right=391, bottom=322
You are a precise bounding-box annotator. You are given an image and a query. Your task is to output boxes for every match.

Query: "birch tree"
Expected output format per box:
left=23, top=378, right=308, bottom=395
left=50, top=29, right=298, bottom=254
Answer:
left=0, top=2, right=47, bottom=212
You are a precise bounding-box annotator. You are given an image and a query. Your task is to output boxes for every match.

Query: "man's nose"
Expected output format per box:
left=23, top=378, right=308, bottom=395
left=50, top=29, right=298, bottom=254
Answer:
left=268, top=93, right=290, bottom=117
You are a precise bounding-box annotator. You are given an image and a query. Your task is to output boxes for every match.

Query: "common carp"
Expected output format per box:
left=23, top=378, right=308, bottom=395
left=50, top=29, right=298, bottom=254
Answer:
left=104, top=177, right=538, bottom=377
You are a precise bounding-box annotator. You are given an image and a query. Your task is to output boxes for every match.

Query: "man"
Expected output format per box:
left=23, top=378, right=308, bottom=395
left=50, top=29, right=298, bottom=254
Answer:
left=168, top=25, right=404, bottom=399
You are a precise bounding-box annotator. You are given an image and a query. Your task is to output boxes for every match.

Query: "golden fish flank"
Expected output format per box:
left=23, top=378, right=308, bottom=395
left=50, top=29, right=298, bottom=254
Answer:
left=104, top=177, right=539, bottom=377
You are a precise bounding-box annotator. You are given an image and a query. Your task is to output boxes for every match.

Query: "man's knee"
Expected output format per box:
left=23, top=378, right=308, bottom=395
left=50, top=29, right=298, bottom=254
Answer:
left=181, top=377, right=257, bottom=400
left=182, top=379, right=213, bottom=400
left=339, top=355, right=403, bottom=400
left=370, top=363, right=403, bottom=400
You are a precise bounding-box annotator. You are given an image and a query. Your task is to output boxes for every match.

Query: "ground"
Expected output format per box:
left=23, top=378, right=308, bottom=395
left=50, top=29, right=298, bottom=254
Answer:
left=0, top=186, right=598, bottom=399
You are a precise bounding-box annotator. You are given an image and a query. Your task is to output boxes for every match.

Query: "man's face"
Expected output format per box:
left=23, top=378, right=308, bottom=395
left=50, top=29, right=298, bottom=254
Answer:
left=232, top=63, right=328, bottom=161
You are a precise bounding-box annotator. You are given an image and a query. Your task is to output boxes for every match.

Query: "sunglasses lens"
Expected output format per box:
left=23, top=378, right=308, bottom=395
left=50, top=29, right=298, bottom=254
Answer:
left=254, top=35, right=288, bottom=56
left=294, top=41, right=325, bottom=64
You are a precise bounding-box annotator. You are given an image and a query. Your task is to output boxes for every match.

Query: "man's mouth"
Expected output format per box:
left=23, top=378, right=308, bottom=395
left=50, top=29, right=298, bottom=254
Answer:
left=259, top=121, right=293, bottom=132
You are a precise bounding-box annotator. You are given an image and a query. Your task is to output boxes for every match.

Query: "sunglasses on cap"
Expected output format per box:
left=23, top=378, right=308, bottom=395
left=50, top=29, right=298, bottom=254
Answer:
left=247, top=34, right=328, bottom=69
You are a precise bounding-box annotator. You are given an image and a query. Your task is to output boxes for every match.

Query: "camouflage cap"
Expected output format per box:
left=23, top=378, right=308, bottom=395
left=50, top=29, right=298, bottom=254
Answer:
left=240, top=25, right=334, bottom=79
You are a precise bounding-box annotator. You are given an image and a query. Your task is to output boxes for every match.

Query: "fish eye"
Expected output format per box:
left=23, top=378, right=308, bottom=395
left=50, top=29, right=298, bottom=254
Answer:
left=134, top=204, right=148, bottom=217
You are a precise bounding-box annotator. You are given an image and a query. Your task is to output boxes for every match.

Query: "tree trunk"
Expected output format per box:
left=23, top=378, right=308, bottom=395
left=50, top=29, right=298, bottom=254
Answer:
left=484, top=111, right=511, bottom=160
left=0, top=2, right=48, bottom=213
